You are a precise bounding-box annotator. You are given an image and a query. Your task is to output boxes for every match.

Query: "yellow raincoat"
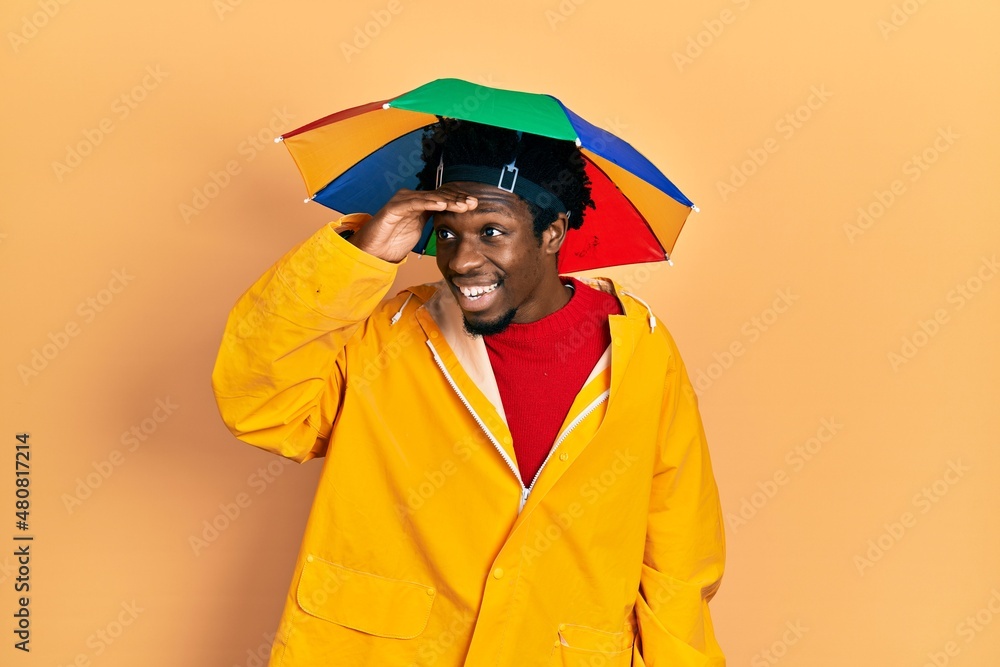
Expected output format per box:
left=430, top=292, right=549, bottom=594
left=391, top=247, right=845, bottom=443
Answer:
left=211, top=213, right=726, bottom=666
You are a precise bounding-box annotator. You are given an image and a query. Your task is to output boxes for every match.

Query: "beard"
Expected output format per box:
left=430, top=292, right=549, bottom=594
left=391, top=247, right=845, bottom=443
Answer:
left=462, top=307, right=518, bottom=337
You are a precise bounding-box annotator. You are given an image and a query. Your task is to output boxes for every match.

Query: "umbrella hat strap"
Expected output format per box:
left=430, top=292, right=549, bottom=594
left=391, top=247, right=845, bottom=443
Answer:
left=436, top=159, right=569, bottom=217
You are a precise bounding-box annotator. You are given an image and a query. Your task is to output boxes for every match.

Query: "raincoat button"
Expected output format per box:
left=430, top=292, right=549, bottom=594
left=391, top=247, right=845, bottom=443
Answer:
left=426, top=587, right=435, bottom=596
left=554, top=640, right=561, bottom=648
left=614, top=337, right=622, bottom=346
left=502, top=435, right=512, bottom=446
left=306, top=555, right=314, bottom=563
left=430, top=330, right=439, bottom=338
left=493, top=567, right=504, bottom=579
left=558, top=623, right=566, bottom=632
left=559, top=452, right=568, bottom=461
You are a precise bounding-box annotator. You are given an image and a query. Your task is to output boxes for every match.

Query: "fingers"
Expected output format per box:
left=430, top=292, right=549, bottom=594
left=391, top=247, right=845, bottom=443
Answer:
left=433, top=195, right=478, bottom=212
left=399, top=191, right=477, bottom=214
left=434, top=185, right=479, bottom=209
left=376, top=189, right=479, bottom=231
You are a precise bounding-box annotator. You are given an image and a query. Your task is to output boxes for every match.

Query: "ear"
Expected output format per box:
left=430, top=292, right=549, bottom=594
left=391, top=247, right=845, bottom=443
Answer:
left=542, top=212, right=569, bottom=256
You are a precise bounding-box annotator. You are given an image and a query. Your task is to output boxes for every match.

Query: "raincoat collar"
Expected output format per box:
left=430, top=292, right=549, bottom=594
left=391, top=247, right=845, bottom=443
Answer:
left=397, top=276, right=656, bottom=418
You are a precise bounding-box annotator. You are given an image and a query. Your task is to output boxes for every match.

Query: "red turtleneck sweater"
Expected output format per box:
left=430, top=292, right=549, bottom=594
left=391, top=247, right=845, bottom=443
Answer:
left=483, top=276, right=623, bottom=487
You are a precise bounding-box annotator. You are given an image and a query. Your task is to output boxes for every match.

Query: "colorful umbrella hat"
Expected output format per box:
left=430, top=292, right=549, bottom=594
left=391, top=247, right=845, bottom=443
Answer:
left=277, top=77, right=697, bottom=273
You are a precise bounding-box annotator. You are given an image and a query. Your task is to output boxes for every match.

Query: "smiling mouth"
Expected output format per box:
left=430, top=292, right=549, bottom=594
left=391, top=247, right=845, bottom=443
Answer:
left=457, top=282, right=499, bottom=299
left=451, top=278, right=504, bottom=311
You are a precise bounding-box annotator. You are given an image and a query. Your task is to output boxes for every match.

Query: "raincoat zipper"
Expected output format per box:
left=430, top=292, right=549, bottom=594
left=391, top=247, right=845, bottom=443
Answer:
left=522, top=389, right=610, bottom=512
left=426, top=340, right=611, bottom=515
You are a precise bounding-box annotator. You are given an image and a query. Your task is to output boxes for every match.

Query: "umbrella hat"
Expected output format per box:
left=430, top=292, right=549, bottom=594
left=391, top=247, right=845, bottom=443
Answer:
left=278, top=78, right=697, bottom=272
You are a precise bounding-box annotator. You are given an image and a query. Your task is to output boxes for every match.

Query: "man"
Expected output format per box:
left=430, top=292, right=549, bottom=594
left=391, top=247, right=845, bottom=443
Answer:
left=211, top=118, right=726, bottom=666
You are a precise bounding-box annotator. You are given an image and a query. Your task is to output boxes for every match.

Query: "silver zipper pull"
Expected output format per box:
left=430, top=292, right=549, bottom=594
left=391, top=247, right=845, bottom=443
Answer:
left=519, top=487, right=529, bottom=513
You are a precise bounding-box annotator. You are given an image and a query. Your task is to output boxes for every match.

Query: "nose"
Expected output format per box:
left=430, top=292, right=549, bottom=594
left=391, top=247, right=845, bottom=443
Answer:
left=447, top=235, right=485, bottom=275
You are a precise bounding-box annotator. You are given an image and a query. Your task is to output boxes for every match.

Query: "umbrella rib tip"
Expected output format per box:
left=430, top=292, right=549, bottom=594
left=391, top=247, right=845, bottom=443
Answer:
left=275, top=136, right=284, bottom=143
left=382, top=103, right=391, bottom=110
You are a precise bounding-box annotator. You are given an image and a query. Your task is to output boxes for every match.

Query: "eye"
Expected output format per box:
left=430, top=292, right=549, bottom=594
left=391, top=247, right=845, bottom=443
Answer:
left=436, top=228, right=455, bottom=240
left=483, top=226, right=503, bottom=238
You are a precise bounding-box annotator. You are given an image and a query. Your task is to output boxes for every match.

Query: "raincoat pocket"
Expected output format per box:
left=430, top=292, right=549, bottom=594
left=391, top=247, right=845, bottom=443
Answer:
left=295, top=554, right=436, bottom=639
left=547, top=622, right=635, bottom=667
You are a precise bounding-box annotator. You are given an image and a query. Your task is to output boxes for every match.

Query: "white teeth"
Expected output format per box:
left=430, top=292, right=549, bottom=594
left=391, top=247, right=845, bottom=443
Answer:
left=459, top=283, right=498, bottom=298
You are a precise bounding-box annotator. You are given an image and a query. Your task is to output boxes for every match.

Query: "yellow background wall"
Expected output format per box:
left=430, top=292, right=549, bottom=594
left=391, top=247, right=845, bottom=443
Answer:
left=2, top=0, right=997, bottom=664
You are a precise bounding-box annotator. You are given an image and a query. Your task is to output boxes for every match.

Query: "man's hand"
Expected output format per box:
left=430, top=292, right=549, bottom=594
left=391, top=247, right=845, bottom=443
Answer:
left=349, top=188, right=478, bottom=264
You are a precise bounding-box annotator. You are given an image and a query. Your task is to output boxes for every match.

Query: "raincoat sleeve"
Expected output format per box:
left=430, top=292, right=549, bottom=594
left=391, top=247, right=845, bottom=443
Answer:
left=634, top=332, right=727, bottom=666
left=211, top=213, right=403, bottom=463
